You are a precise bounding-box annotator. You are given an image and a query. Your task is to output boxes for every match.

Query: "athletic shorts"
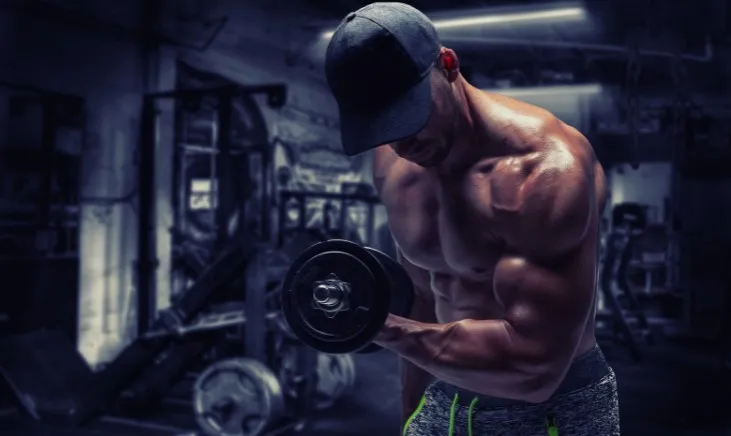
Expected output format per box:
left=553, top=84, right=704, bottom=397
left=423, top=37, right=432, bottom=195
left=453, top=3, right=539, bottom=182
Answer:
left=403, top=346, right=620, bottom=436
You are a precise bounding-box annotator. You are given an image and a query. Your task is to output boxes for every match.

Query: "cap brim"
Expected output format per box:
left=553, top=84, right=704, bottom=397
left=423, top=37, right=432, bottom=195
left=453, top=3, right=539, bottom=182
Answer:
left=338, top=73, right=432, bottom=156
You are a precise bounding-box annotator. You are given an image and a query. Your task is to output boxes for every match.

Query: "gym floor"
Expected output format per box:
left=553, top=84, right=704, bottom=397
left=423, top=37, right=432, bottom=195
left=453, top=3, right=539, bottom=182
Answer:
left=0, top=339, right=728, bottom=436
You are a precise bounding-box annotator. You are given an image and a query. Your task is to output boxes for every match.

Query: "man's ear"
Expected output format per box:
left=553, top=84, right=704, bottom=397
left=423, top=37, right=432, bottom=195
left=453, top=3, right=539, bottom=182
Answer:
left=436, top=47, right=460, bottom=83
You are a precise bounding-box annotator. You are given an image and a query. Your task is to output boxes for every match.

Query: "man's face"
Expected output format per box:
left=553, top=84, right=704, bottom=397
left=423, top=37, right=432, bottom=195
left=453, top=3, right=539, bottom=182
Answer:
left=389, top=71, right=459, bottom=167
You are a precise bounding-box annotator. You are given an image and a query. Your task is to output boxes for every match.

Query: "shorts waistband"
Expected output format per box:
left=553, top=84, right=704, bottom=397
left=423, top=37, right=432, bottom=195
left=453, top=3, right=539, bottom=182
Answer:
left=433, top=345, right=611, bottom=409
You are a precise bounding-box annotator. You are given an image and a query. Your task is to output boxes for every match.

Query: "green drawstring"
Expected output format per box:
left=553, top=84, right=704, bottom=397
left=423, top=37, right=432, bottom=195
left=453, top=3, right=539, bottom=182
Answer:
left=406, top=393, right=557, bottom=436
left=402, top=395, right=427, bottom=436
left=467, top=397, right=479, bottom=436
left=546, top=414, right=559, bottom=436
left=447, top=393, right=459, bottom=436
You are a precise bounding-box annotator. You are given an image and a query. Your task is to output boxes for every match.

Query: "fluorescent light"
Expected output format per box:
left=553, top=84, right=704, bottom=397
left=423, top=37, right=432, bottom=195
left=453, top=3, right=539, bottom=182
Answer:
left=321, top=7, right=585, bottom=39
left=484, top=84, right=602, bottom=97
left=432, top=7, right=585, bottom=30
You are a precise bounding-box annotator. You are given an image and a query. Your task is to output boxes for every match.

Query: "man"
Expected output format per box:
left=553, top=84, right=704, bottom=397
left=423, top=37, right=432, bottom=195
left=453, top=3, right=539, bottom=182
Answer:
left=325, top=3, right=618, bottom=436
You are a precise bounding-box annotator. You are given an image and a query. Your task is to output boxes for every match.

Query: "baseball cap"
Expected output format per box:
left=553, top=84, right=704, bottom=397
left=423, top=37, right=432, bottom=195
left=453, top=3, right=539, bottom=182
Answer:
left=325, top=3, right=441, bottom=156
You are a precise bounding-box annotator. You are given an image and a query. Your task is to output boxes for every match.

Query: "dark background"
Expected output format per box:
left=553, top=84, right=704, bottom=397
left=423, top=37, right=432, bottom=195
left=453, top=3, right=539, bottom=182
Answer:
left=0, top=0, right=730, bottom=435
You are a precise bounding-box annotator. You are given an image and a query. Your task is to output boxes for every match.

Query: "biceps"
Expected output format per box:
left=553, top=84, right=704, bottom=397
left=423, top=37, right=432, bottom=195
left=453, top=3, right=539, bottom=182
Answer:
left=495, top=257, right=592, bottom=357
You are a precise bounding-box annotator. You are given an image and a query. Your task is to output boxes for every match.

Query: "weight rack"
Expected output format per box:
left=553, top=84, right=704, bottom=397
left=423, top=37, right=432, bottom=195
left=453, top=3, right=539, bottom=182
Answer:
left=138, top=81, right=320, bottom=434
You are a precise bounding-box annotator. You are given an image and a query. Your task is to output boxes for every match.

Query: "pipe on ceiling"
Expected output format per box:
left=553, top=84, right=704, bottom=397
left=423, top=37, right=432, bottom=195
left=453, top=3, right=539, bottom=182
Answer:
left=441, top=35, right=714, bottom=63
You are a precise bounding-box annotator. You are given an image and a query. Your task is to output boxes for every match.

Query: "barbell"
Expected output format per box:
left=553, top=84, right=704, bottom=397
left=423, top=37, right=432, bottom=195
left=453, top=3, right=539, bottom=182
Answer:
left=280, top=239, right=415, bottom=354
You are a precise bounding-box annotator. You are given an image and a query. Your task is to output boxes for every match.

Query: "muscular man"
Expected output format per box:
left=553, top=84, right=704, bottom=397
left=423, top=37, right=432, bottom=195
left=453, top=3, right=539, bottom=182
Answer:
left=325, top=3, right=618, bottom=435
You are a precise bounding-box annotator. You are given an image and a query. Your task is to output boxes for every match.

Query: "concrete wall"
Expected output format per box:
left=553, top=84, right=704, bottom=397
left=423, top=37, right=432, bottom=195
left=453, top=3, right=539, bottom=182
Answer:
left=0, top=2, right=176, bottom=366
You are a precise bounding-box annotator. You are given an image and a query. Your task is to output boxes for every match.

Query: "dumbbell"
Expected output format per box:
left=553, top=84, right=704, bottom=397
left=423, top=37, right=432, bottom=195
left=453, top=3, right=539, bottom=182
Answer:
left=280, top=239, right=415, bottom=354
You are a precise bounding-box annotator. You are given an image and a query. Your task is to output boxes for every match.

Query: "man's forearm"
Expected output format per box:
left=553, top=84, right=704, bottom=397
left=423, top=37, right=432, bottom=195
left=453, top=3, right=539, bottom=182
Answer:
left=375, top=315, right=559, bottom=402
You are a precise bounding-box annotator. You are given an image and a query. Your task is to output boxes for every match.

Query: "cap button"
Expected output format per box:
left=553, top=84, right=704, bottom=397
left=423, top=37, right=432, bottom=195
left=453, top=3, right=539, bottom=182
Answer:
left=345, top=12, right=356, bottom=21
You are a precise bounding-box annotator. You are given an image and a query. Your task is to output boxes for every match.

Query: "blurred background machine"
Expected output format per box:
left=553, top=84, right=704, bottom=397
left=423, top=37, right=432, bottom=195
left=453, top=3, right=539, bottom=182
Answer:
left=0, top=72, right=372, bottom=436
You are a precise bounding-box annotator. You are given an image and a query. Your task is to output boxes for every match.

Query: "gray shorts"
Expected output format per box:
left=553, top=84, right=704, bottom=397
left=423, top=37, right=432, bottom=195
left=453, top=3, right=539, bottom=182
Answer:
left=403, top=346, right=620, bottom=436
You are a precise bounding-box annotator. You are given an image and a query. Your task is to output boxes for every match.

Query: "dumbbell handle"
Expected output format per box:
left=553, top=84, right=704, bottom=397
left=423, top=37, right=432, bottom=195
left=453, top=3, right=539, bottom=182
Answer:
left=312, top=278, right=351, bottom=312
left=314, top=283, right=346, bottom=306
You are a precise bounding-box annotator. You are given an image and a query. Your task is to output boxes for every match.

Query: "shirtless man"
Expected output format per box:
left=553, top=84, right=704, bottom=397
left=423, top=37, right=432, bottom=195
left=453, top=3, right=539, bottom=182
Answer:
left=325, top=3, right=619, bottom=435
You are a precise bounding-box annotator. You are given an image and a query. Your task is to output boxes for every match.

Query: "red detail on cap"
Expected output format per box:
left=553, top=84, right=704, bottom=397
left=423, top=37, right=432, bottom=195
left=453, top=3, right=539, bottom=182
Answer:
left=443, top=53, right=456, bottom=71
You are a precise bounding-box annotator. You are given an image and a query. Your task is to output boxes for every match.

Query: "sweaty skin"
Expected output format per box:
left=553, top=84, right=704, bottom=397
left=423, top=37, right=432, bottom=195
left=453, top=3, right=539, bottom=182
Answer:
left=371, top=48, right=608, bottom=421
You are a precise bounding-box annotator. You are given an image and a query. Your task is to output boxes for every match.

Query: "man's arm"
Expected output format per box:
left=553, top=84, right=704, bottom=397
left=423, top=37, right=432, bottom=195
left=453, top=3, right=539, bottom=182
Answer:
left=395, top=249, right=436, bottom=422
left=375, top=136, right=597, bottom=403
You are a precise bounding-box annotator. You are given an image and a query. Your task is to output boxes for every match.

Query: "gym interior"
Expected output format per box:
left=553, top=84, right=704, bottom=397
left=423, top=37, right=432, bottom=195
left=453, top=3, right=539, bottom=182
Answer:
left=1, top=0, right=730, bottom=435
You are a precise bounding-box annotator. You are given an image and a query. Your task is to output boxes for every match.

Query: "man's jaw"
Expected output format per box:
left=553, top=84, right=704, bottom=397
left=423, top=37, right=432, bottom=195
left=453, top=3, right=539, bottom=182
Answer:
left=410, top=145, right=451, bottom=168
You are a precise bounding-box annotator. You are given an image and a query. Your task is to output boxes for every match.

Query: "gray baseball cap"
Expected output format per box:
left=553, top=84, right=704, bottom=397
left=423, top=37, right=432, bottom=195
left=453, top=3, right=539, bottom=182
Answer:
left=325, top=3, right=441, bottom=156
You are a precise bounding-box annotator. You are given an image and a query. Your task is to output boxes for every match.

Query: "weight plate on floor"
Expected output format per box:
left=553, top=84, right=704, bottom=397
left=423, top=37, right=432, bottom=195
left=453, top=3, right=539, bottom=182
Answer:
left=281, top=239, right=391, bottom=354
left=193, top=358, right=284, bottom=436
left=279, top=347, right=357, bottom=410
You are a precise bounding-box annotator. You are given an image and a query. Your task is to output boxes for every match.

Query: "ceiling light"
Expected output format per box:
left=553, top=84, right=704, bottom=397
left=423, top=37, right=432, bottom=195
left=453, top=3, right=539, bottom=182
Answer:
left=321, top=7, right=586, bottom=39
left=484, top=83, right=602, bottom=97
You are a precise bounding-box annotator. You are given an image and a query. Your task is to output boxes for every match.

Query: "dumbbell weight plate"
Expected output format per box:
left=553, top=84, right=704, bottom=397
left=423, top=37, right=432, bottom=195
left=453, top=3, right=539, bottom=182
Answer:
left=281, top=239, right=392, bottom=354
left=358, top=247, right=416, bottom=354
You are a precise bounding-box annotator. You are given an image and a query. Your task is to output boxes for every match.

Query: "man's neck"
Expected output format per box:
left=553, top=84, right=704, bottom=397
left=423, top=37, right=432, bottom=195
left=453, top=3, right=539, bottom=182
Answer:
left=437, top=82, right=490, bottom=173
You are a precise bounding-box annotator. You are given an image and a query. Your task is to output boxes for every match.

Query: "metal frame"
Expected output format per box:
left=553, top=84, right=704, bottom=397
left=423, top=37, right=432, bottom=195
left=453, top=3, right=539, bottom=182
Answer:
left=137, top=83, right=285, bottom=335
left=138, top=82, right=318, bottom=433
left=277, top=188, right=381, bottom=246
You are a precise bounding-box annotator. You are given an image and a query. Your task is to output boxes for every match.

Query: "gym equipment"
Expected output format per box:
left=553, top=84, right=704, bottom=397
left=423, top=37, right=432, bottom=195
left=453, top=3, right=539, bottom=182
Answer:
left=280, top=239, right=415, bottom=354
left=145, top=240, right=257, bottom=339
left=598, top=232, right=643, bottom=361
left=634, top=224, right=670, bottom=294
left=278, top=347, right=356, bottom=411
left=611, top=203, right=646, bottom=231
left=1, top=80, right=294, bottom=430
left=358, top=246, right=415, bottom=354
left=0, top=238, right=257, bottom=426
left=271, top=228, right=330, bottom=278
left=139, top=81, right=285, bottom=334
left=193, top=358, right=285, bottom=436
left=118, top=338, right=211, bottom=412
left=277, top=186, right=381, bottom=247
left=142, top=308, right=281, bottom=339
left=597, top=206, right=655, bottom=362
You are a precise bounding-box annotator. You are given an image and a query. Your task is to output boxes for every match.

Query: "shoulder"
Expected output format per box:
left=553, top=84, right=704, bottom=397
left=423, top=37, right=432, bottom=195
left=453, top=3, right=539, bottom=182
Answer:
left=479, top=90, right=594, bottom=165
left=489, top=111, right=594, bottom=204
left=488, top=114, right=596, bottom=258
